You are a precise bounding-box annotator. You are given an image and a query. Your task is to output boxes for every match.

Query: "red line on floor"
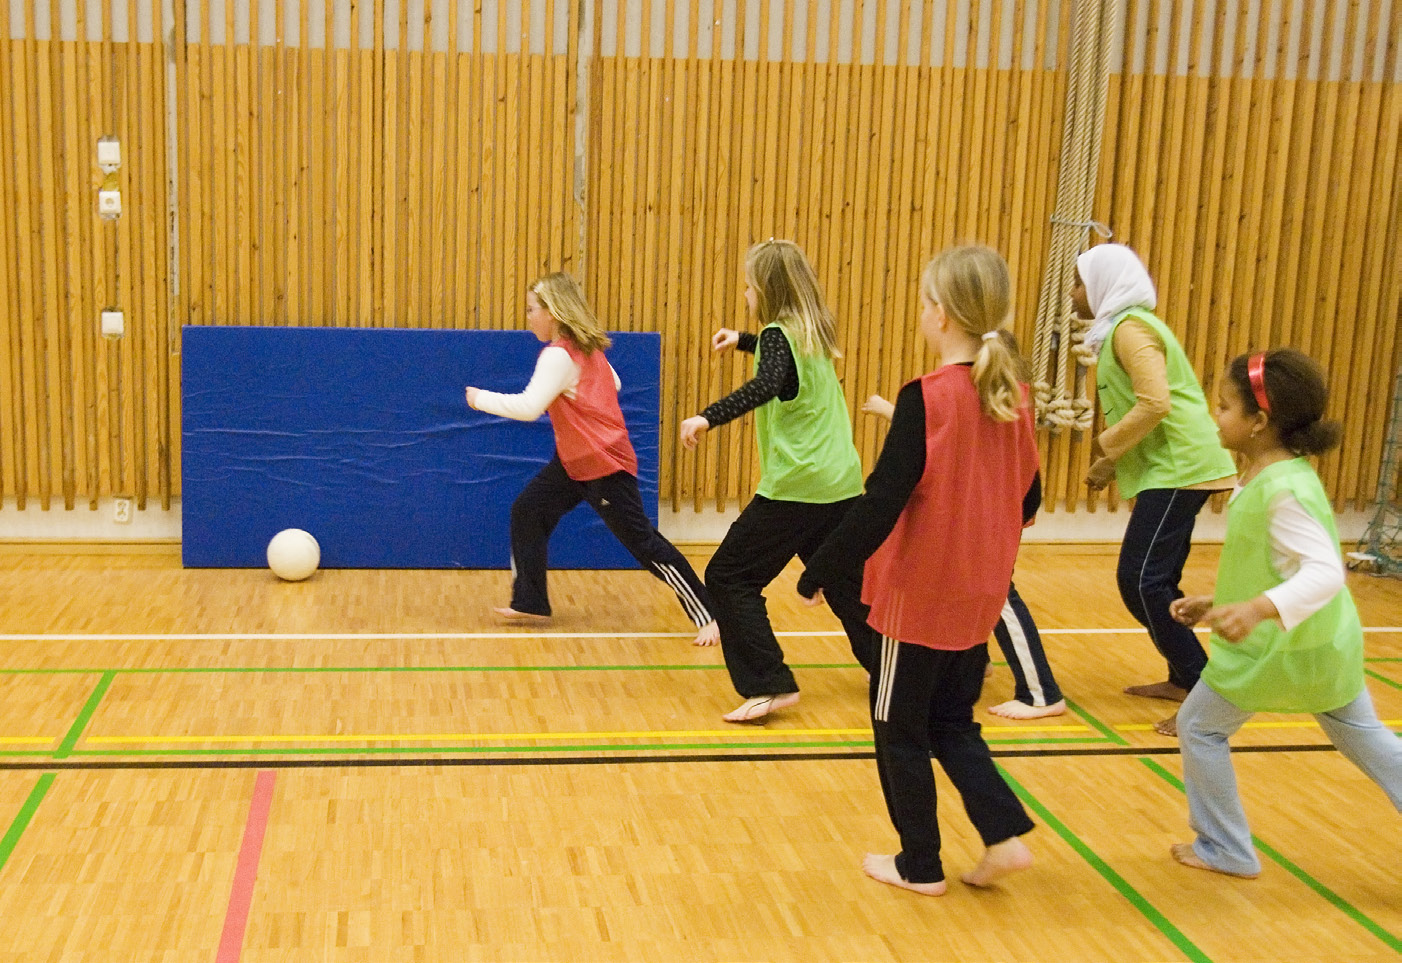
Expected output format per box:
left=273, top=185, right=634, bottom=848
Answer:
left=215, top=770, right=276, bottom=963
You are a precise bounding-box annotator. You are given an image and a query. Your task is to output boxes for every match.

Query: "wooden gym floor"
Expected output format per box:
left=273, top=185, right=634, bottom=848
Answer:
left=0, top=543, right=1399, bottom=962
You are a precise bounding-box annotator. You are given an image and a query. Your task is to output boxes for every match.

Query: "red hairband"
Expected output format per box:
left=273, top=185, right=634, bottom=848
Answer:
left=1247, top=352, right=1271, bottom=413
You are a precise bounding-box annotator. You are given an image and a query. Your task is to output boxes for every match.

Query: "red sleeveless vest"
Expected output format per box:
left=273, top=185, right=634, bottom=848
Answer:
left=547, top=339, right=638, bottom=481
left=863, top=368, right=1039, bottom=649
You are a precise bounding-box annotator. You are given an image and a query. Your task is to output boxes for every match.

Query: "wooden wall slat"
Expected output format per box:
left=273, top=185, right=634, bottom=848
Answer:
left=333, top=38, right=351, bottom=328
left=139, top=30, right=163, bottom=508
left=57, top=39, right=84, bottom=509
left=113, top=27, right=135, bottom=500
left=0, top=28, right=19, bottom=500
left=660, top=5, right=686, bottom=509
left=34, top=26, right=62, bottom=509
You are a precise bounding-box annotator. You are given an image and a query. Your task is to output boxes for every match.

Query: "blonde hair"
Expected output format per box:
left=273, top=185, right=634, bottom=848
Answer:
left=530, top=272, right=611, bottom=354
left=921, top=246, right=1023, bottom=422
left=744, top=240, right=841, bottom=358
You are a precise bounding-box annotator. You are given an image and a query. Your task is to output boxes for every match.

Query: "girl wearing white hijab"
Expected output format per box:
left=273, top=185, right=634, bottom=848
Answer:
left=1071, top=244, right=1236, bottom=736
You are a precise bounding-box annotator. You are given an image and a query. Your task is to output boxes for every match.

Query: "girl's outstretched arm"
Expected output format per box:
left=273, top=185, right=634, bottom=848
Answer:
left=680, top=327, right=795, bottom=448
left=1204, top=491, right=1344, bottom=642
left=468, top=345, right=577, bottom=421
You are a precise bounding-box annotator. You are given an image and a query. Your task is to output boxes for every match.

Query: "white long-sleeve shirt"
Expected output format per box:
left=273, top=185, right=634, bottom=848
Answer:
left=1240, top=486, right=1347, bottom=630
left=470, top=345, right=622, bottom=422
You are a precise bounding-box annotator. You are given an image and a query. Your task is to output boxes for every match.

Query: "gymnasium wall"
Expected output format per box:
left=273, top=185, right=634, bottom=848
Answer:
left=0, top=0, right=1398, bottom=531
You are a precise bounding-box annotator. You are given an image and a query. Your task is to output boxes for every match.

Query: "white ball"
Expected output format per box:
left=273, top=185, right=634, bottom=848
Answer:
left=266, top=528, right=320, bottom=581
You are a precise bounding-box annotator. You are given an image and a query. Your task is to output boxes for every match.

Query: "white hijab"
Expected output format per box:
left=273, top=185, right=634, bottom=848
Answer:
left=1077, top=244, right=1157, bottom=354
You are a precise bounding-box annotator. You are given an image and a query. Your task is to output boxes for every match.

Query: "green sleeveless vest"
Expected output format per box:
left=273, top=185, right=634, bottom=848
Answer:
left=1200, top=459, right=1364, bottom=713
left=753, top=323, right=864, bottom=503
left=1095, top=309, right=1236, bottom=497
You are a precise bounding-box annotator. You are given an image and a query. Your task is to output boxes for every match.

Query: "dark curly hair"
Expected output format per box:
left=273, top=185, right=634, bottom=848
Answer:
left=1225, top=348, right=1342, bottom=456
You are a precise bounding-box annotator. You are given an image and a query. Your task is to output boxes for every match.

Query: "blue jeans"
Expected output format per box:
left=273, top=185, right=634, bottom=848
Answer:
left=1117, top=488, right=1213, bottom=690
left=1178, top=682, right=1402, bottom=876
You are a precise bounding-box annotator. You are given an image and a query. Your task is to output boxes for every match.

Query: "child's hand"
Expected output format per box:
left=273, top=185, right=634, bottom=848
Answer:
left=1169, top=595, right=1212, bottom=626
left=861, top=394, right=895, bottom=421
left=679, top=415, right=711, bottom=450
left=1203, top=596, right=1280, bottom=642
left=711, top=328, right=740, bottom=352
left=1085, top=456, right=1116, bottom=490
left=465, top=387, right=480, bottom=408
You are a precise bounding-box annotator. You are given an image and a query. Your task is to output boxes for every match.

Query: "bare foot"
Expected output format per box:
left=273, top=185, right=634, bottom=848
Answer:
left=722, top=692, right=799, bottom=724
left=1123, top=682, right=1189, bottom=702
left=1170, top=842, right=1259, bottom=879
left=961, top=837, right=1033, bottom=887
left=988, top=698, right=1067, bottom=720
left=492, top=606, right=551, bottom=623
left=861, top=853, right=946, bottom=896
left=692, top=620, right=720, bottom=647
left=1153, top=712, right=1179, bottom=737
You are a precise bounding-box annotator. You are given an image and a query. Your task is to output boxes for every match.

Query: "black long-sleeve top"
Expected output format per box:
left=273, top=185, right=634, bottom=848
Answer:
left=795, top=373, right=1041, bottom=598
left=699, top=328, right=800, bottom=428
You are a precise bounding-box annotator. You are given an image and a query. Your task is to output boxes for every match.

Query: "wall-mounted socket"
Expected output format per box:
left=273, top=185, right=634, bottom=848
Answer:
left=113, top=497, right=132, bottom=524
left=97, top=137, right=121, bottom=172
left=101, top=310, right=124, bottom=337
left=97, top=188, right=122, bottom=218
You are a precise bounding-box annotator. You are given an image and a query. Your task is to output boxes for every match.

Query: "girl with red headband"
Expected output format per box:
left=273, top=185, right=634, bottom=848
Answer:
left=1167, top=348, right=1402, bottom=878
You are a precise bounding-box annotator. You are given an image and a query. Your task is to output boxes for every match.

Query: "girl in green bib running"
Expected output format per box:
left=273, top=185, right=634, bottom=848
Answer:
left=680, top=240, right=876, bottom=723
left=1168, top=349, right=1402, bottom=879
left=1072, top=244, right=1237, bottom=737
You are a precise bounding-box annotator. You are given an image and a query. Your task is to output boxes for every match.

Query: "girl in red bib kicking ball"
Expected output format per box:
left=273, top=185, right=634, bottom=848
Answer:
left=467, top=273, right=718, bottom=646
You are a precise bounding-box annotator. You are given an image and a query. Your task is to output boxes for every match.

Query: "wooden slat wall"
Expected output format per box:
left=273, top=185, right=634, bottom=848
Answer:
left=1095, top=0, right=1402, bottom=513
left=0, top=0, right=1398, bottom=519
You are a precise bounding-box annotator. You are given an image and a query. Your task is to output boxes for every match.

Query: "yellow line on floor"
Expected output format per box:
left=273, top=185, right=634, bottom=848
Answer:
left=1118, top=719, right=1402, bottom=732
left=0, top=737, right=53, bottom=745
left=87, top=723, right=1091, bottom=744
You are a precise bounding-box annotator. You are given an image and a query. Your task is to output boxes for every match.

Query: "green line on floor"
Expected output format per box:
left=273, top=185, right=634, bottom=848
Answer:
left=0, top=773, right=55, bottom=875
left=1138, top=756, right=1402, bottom=955
left=1064, top=698, right=1130, bottom=746
left=998, top=763, right=1211, bottom=963
left=1364, top=668, right=1400, bottom=690
left=55, top=671, right=115, bottom=759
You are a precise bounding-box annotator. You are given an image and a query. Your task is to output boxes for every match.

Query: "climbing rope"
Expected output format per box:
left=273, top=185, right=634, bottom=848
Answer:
left=1030, top=0, right=1119, bottom=432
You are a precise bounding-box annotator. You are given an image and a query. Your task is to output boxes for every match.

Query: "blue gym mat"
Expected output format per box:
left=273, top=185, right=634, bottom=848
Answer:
left=181, top=326, right=660, bottom=569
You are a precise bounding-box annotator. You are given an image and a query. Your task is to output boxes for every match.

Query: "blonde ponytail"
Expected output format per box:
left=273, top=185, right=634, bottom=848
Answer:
left=972, top=331, right=1024, bottom=422
left=922, top=247, right=1024, bottom=423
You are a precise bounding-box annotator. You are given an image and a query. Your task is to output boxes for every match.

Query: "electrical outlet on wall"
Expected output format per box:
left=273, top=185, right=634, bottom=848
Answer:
left=113, top=497, right=132, bottom=524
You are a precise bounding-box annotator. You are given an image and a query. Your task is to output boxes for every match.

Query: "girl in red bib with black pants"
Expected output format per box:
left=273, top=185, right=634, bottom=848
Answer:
left=799, top=247, right=1039, bottom=895
left=467, top=273, right=718, bottom=646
